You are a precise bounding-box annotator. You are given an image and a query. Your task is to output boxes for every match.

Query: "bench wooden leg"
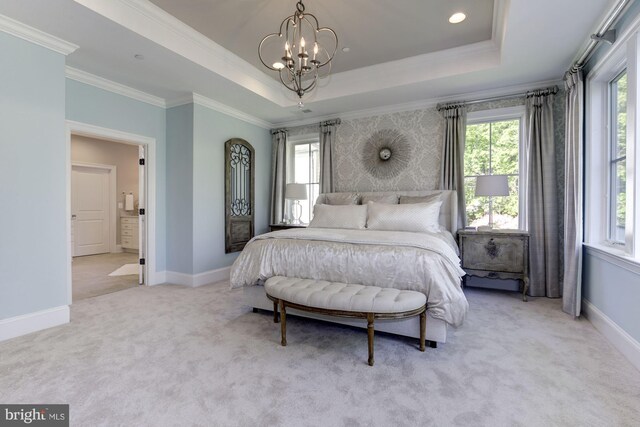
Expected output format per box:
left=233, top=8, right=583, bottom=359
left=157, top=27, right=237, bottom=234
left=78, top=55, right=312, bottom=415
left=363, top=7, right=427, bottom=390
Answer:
left=279, top=300, right=287, bottom=346
left=367, top=313, right=375, bottom=366
left=419, top=310, right=426, bottom=352
left=273, top=300, right=279, bottom=323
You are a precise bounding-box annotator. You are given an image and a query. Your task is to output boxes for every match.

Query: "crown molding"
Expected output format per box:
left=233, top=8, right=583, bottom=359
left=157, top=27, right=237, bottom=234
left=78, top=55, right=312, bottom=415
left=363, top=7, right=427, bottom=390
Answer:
left=0, top=13, right=78, bottom=55
left=273, top=78, right=563, bottom=128
left=65, top=66, right=166, bottom=108
left=166, top=93, right=271, bottom=129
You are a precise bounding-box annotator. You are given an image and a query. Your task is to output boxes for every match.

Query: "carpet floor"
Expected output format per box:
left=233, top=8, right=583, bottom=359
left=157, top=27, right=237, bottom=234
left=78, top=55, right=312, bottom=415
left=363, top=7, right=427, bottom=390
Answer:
left=1, top=282, right=639, bottom=426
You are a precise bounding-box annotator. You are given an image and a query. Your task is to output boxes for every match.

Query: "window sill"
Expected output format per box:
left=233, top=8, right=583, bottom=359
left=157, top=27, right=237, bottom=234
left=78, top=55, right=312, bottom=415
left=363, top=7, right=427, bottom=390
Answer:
left=583, top=243, right=640, bottom=275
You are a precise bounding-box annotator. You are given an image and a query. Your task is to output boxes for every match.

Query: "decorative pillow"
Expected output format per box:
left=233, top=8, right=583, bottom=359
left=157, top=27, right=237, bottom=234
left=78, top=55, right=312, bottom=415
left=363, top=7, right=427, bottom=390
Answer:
left=324, top=193, right=360, bottom=205
left=361, top=194, right=399, bottom=205
left=399, top=193, right=442, bottom=204
left=366, top=201, right=442, bottom=233
left=309, top=204, right=367, bottom=229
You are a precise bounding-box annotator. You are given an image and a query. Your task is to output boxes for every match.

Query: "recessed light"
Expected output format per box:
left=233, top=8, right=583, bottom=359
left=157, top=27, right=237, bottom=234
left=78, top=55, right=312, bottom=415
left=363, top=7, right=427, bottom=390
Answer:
left=342, top=47, right=350, bottom=53
left=449, top=12, right=466, bottom=24
left=273, top=62, right=285, bottom=70
left=134, top=54, right=144, bottom=60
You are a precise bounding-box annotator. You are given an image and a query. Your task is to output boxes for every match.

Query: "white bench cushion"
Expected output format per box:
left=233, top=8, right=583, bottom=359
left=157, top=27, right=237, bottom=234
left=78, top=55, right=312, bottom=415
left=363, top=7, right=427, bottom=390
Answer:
left=264, top=276, right=426, bottom=314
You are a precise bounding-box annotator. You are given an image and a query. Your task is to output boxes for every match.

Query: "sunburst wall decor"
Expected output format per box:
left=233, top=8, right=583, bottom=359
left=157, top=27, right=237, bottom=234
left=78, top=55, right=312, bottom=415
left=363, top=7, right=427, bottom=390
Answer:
left=361, top=129, right=412, bottom=179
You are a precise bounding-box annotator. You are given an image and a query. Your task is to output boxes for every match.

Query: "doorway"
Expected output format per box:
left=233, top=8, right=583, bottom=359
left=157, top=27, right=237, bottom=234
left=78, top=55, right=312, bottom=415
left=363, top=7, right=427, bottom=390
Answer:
left=66, top=121, right=156, bottom=304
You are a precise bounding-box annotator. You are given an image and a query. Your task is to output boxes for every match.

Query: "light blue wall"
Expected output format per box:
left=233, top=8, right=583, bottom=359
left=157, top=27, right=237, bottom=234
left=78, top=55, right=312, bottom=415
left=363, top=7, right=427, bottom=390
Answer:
left=192, top=104, right=271, bottom=274
left=0, top=33, right=67, bottom=319
left=66, top=79, right=167, bottom=272
left=583, top=253, right=640, bottom=342
left=166, top=104, right=194, bottom=274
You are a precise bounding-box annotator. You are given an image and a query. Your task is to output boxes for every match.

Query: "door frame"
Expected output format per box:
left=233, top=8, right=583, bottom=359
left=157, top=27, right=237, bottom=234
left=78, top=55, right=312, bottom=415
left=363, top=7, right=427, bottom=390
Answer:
left=71, top=162, right=117, bottom=255
left=65, top=120, right=159, bottom=305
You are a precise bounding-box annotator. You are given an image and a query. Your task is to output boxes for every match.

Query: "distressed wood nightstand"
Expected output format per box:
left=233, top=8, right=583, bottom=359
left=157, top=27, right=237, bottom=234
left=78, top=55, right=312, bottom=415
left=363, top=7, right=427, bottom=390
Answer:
left=457, top=229, right=530, bottom=301
left=269, top=223, right=308, bottom=232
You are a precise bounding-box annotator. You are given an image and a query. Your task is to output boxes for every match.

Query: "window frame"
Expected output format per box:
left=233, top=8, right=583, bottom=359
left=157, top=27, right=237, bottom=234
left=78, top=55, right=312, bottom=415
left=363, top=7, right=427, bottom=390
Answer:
left=286, top=133, right=320, bottom=224
left=465, top=106, right=527, bottom=230
left=608, top=69, right=628, bottom=244
left=586, top=30, right=640, bottom=262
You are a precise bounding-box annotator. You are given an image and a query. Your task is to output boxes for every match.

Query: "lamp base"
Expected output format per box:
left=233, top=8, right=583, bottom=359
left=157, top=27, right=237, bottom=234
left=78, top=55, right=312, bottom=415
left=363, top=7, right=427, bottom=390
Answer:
left=291, top=200, right=302, bottom=224
left=477, top=225, right=493, bottom=231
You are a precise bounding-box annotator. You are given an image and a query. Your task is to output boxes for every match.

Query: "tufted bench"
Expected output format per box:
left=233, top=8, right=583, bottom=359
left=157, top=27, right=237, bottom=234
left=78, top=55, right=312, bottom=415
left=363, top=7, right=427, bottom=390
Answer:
left=264, top=276, right=427, bottom=366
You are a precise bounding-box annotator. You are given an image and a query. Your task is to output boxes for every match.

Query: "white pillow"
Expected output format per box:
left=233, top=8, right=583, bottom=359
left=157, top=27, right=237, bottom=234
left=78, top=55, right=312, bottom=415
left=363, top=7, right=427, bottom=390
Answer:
left=324, top=193, right=360, bottom=205
left=361, top=194, right=399, bottom=204
left=309, top=204, right=368, bottom=229
left=366, top=201, right=442, bottom=233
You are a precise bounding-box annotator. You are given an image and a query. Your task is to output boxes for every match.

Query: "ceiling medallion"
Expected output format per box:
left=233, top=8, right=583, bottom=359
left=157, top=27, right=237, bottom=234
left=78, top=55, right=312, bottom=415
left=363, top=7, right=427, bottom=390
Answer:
left=258, top=0, right=338, bottom=106
left=362, top=129, right=412, bottom=179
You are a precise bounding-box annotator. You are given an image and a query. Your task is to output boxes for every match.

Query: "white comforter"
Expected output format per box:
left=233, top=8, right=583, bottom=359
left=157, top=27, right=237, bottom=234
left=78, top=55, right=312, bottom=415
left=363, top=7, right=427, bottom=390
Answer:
left=230, top=228, right=468, bottom=327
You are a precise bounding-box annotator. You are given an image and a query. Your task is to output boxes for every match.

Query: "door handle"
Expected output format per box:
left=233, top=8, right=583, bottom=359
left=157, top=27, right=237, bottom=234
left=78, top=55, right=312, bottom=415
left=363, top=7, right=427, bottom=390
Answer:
left=71, top=215, right=77, bottom=220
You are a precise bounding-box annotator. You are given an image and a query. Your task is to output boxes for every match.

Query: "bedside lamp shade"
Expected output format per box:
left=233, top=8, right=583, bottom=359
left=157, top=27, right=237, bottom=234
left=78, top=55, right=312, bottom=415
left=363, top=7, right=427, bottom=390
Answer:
left=285, top=183, right=308, bottom=200
left=475, top=175, right=509, bottom=197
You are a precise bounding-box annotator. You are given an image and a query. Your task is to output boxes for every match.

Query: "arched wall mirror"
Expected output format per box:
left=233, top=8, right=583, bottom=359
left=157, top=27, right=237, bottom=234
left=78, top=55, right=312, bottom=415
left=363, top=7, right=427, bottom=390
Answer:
left=225, top=138, right=255, bottom=253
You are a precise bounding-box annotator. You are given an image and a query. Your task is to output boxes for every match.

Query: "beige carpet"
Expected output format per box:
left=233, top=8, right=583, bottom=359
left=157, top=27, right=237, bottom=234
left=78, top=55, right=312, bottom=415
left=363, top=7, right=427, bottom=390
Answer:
left=1, top=282, right=639, bottom=426
left=72, top=252, right=138, bottom=301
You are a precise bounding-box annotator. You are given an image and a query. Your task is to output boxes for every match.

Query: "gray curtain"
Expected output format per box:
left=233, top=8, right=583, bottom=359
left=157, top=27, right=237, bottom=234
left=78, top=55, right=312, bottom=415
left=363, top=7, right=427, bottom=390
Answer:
left=525, top=89, right=560, bottom=297
left=562, top=69, right=584, bottom=316
left=270, top=129, right=288, bottom=224
left=439, top=104, right=467, bottom=229
left=319, top=119, right=341, bottom=193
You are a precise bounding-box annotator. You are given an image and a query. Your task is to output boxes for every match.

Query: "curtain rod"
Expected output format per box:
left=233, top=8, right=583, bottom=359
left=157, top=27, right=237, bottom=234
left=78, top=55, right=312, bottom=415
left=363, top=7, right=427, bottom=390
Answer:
left=573, top=0, right=631, bottom=69
left=436, top=86, right=558, bottom=111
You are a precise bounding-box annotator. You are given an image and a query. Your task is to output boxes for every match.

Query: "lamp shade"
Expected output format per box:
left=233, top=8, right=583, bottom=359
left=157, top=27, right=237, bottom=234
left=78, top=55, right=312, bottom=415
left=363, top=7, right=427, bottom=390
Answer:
left=285, top=183, right=308, bottom=200
left=475, top=175, right=509, bottom=197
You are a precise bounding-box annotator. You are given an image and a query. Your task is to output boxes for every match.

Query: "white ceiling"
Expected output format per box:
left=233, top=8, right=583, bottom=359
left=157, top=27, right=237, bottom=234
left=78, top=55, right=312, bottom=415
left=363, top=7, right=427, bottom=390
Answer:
left=0, top=0, right=616, bottom=126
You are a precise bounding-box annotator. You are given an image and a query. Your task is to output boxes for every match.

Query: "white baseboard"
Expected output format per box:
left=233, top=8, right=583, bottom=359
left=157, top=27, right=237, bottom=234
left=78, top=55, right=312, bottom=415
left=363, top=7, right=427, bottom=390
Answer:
left=163, top=266, right=231, bottom=287
left=0, top=306, right=70, bottom=342
left=582, top=299, right=640, bottom=372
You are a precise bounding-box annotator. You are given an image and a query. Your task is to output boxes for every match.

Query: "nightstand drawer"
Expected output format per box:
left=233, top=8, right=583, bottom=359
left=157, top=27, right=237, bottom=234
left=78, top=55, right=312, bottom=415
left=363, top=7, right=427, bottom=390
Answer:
left=460, top=235, right=526, bottom=273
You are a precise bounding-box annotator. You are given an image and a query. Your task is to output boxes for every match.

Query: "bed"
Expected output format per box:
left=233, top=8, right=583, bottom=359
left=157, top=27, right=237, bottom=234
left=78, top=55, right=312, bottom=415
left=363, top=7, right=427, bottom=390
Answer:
left=230, top=190, right=468, bottom=344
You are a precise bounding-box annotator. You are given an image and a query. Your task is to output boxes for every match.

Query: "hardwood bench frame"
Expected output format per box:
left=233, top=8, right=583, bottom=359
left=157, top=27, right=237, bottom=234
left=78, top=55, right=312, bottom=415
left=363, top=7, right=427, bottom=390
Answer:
left=266, top=294, right=427, bottom=366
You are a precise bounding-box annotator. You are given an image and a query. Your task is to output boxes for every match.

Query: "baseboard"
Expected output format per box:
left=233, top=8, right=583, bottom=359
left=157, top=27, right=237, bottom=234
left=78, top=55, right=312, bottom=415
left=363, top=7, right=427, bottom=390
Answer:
left=164, top=266, right=231, bottom=287
left=0, top=306, right=70, bottom=342
left=582, top=299, right=640, bottom=372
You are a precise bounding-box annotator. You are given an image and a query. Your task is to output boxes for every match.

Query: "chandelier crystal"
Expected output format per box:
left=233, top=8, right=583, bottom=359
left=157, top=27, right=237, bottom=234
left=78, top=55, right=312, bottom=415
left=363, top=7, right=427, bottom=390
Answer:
left=258, top=0, right=338, bottom=102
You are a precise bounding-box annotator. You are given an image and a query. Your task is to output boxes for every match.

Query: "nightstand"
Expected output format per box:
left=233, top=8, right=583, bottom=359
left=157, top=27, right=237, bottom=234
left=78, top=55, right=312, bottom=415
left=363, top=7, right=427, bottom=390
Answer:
left=269, top=223, right=308, bottom=232
left=457, top=229, right=530, bottom=301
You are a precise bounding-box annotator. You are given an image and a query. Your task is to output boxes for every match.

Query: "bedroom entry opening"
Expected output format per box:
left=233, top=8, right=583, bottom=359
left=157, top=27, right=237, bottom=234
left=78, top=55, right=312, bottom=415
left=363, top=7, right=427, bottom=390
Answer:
left=67, top=125, right=149, bottom=302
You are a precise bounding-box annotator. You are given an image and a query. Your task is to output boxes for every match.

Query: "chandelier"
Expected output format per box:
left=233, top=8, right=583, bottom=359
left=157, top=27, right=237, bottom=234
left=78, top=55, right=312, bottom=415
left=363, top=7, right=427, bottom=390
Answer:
left=258, top=0, right=338, bottom=105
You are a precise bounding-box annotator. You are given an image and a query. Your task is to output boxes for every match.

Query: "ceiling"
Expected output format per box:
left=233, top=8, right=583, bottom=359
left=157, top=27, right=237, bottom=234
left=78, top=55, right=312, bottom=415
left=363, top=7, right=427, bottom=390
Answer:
left=0, top=0, right=616, bottom=126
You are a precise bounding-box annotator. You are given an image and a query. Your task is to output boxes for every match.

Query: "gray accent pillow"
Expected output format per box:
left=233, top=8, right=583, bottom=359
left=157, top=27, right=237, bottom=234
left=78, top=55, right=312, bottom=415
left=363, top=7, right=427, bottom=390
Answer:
left=324, top=193, right=360, bottom=205
left=399, top=193, right=442, bottom=204
left=361, top=194, right=399, bottom=204
left=366, top=201, right=442, bottom=233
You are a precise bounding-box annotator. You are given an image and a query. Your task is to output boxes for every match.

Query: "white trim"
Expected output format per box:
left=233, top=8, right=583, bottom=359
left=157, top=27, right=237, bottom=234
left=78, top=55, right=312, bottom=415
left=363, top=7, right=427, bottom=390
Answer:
left=0, top=13, right=78, bottom=55
left=273, top=79, right=562, bottom=128
left=584, top=243, right=640, bottom=275
left=66, top=67, right=166, bottom=108
left=164, top=267, right=231, bottom=287
left=467, top=105, right=526, bottom=123
left=66, top=121, right=161, bottom=308
left=166, top=93, right=270, bottom=129
left=70, top=161, right=118, bottom=256
left=0, top=306, right=69, bottom=342
left=582, top=299, right=640, bottom=372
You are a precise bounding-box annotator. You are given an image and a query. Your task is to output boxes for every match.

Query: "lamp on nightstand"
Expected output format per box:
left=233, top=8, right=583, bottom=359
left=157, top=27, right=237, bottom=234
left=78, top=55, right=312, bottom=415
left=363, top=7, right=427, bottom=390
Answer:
left=285, top=183, right=308, bottom=224
left=475, top=174, right=509, bottom=230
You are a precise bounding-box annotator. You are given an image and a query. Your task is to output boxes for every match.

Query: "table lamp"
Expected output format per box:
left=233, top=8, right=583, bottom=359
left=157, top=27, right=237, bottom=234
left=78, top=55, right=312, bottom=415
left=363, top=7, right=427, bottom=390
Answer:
left=285, top=183, right=308, bottom=224
left=475, top=175, right=509, bottom=230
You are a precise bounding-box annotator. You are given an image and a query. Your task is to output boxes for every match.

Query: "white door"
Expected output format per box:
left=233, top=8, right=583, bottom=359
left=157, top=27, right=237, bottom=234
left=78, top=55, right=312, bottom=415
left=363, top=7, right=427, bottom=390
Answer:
left=72, top=166, right=110, bottom=256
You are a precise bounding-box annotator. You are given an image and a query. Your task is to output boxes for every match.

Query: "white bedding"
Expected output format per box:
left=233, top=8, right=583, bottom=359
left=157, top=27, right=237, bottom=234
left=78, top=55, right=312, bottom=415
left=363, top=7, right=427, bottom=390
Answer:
left=230, top=228, right=468, bottom=327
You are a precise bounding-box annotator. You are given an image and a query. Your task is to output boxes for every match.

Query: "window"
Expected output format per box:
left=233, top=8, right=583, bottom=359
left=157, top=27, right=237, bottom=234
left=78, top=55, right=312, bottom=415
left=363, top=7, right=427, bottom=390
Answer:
left=286, top=135, right=319, bottom=224
left=609, top=70, right=627, bottom=243
left=464, top=107, right=525, bottom=229
left=586, top=29, right=640, bottom=261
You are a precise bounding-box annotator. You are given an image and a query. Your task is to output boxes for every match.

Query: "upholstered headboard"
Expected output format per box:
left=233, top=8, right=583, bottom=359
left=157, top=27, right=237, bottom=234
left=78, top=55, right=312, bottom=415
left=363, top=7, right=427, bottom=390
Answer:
left=315, top=190, right=458, bottom=234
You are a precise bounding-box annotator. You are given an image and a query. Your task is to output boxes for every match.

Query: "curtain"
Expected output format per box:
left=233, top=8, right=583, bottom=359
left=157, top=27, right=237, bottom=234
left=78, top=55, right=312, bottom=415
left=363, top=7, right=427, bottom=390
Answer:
left=562, top=69, right=584, bottom=316
left=439, top=104, right=467, bottom=229
left=319, top=119, right=341, bottom=194
left=270, top=129, right=288, bottom=224
left=525, top=89, right=560, bottom=297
